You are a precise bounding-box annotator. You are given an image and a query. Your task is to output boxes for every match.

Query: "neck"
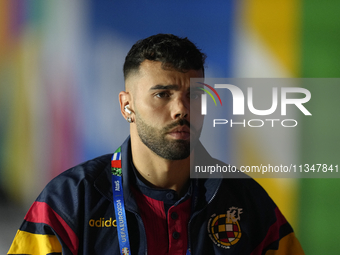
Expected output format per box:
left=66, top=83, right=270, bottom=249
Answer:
left=131, top=137, right=192, bottom=197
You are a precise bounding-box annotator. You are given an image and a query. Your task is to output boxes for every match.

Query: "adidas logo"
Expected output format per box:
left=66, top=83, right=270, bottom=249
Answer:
left=89, top=217, right=117, bottom=228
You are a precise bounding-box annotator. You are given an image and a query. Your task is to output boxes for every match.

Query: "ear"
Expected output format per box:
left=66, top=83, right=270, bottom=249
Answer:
left=119, top=91, right=133, bottom=120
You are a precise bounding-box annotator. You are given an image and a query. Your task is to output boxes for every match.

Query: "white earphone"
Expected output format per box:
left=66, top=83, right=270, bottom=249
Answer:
left=124, top=105, right=132, bottom=114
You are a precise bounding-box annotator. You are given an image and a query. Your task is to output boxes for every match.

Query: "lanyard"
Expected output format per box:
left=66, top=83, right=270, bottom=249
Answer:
left=111, top=148, right=131, bottom=255
left=111, top=147, right=198, bottom=255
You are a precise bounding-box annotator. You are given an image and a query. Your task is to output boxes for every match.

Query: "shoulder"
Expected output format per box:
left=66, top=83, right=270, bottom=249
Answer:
left=205, top=158, right=279, bottom=222
left=59, top=153, right=112, bottom=180
left=43, top=154, right=111, bottom=191
left=219, top=177, right=275, bottom=207
left=36, top=154, right=112, bottom=211
left=206, top=157, right=273, bottom=204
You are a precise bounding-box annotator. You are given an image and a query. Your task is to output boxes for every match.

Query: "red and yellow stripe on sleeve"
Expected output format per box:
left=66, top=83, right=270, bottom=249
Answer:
left=265, top=232, right=304, bottom=255
left=8, top=230, right=62, bottom=254
left=8, top=201, right=78, bottom=255
left=251, top=207, right=305, bottom=255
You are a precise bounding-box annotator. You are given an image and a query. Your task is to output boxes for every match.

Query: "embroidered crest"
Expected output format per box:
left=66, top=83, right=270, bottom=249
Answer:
left=208, top=207, right=243, bottom=249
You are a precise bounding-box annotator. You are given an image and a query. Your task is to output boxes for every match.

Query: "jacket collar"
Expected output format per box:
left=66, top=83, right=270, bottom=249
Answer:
left=94, top=136, right=222, bottom=212
left=193, top=142, right=222, bottom=206
left=94, top=136, right=139, bottom=212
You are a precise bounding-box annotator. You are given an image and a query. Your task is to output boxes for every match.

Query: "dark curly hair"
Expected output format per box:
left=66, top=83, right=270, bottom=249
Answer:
left=123, top=34, right=206, bottom=79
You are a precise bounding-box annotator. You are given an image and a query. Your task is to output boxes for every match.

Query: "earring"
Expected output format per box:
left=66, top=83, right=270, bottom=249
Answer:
left=127, top=117, right=133, bottom=123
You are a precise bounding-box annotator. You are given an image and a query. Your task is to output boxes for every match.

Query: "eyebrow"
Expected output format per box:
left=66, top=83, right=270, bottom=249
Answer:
left=149, top=84, right=202, bottom=93
left=149, top=84, right=180, bottom=91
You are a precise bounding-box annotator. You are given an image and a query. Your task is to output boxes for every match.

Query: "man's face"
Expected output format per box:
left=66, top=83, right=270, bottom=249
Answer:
left=127, top=60, right=204, bottom=160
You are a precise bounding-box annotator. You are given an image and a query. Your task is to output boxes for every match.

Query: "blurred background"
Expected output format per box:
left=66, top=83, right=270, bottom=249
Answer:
left=1, top=0, right=339, bottom=254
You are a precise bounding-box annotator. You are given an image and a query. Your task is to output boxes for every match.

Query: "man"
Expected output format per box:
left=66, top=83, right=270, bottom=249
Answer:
left=8, top=34, right=304, bottom=254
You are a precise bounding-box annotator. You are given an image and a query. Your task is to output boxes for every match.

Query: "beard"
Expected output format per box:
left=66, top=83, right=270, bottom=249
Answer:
left=135, top=112, right=201, bottom=160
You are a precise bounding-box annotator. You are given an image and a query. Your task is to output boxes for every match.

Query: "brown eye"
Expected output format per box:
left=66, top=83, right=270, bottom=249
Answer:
left=155, top=92, right=170, bottom=98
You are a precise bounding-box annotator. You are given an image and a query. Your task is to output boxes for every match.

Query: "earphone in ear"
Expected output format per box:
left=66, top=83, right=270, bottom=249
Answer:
left=124, top=105, right=132, bottom=114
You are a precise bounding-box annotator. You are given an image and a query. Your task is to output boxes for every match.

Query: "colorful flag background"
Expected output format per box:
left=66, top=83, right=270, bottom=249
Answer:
left=0, top=1, right=339, bottom=254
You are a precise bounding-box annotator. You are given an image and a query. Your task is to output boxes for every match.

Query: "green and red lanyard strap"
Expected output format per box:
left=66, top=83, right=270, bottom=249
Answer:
left=111, top=147, right=198, bottom=255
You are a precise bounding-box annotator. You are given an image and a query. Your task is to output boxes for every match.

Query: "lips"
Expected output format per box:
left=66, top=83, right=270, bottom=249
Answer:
left=167, top=126, right=190, bottom=140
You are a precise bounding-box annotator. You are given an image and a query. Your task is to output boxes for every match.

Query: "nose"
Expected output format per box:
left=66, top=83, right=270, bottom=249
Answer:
left=171, top=95, right=189, bottom=120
